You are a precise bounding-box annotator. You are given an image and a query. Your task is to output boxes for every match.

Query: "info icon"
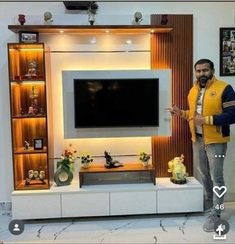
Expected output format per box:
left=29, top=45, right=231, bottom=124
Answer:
left=8, top=219, right=24, bottom=235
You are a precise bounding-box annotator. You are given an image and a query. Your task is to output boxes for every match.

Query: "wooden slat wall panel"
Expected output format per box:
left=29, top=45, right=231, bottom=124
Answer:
left=151, top=15, right=193, bottom=177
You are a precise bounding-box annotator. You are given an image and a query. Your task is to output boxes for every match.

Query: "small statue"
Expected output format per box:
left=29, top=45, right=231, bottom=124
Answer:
left=20, top=107, right=24, bottom=116
left=161, top=14, right=168, bottom=25
left=104, top=151, right=123, bottom=168
left=133, top=12, right=143, bottom=24
left=24, top=141, right=30, bottom=150
left=26, top=60, right=37, bottom=78
left=28, top=86, right=39, bottom=115
left=44, top=11, right=53, bottom=24
left=25, top=169, right=46, bottom=185
left=168, top=154, right=188, bottom=184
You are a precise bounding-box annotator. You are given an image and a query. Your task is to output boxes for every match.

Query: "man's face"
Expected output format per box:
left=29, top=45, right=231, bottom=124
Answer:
left=195, top=63, right=214, bottom=87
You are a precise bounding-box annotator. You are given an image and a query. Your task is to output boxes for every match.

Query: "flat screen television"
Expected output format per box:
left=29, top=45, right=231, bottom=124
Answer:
left=74, top=78, right=159, bottom=128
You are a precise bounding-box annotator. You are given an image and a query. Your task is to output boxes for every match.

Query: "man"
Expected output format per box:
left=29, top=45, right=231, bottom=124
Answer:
left=168, top=59, right=235, bottom=232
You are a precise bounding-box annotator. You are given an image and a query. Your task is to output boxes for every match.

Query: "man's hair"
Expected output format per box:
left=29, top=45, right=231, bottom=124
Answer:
left=194, top=59, right=214, bottom=70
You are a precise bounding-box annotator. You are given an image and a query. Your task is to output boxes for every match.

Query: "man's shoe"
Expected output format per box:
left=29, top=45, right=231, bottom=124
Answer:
left=203, top=214, right=220, bottom=232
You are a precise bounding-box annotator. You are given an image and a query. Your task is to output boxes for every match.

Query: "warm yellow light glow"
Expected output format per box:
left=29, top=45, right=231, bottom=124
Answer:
left=11, top=81, right=45, bottom=85
left=9, top=48, right=44, bottom=51
left=60, top=30, right=64, bottom=33
left=105, top=30, right=110, bottom=33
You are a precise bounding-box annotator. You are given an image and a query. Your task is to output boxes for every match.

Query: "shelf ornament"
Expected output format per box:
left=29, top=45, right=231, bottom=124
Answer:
left=54, top=144, right=78, bottom=186
left=168, top=154, right=188, bottom=184
left=139, top=151, right=150, bottom=167
left=80, top=154, right=93, bottom=168
left=104, top=151, right=123, bottom=168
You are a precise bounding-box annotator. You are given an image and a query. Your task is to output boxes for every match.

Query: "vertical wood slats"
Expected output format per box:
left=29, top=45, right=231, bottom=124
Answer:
left=151, top=15, right=193, bottom=177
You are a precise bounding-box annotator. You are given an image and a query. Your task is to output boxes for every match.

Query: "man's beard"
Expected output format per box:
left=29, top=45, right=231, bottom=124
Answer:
left=199, top=75, right=213, bottom=87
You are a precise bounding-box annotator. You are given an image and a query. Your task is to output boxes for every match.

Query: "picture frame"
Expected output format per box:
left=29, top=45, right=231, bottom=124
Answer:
left=220, top=28, right=235, bottom=76
left=19, top=31, right=39, bottom=43
left=33, top=138, right=43, bottom=150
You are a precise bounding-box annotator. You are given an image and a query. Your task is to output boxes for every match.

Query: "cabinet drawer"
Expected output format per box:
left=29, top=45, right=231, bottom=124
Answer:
left=12, top=194, right=61, bottom=219
left=110, top=191, right=156, bottom=215
left=61, top=193, right=109, bottom=217
left=157, top=189, right=203, bottom=213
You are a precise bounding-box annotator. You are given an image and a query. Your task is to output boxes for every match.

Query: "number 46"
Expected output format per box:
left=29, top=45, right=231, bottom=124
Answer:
left=215, top=204, right=225, bottom=210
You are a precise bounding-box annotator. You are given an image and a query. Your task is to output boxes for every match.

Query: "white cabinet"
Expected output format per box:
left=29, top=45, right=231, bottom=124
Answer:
left=156, top=177, right=203, bottom=213
left=11, top=178, right=203, bottom=219
left=110, top=191, right=156, bottom=215
left=12, top=194, right=61, bottom=219
left=61, top=193, right=109, bottom=217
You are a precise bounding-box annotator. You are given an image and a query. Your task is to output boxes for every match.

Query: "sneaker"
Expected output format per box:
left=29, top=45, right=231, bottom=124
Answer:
left=203, top=214, right=220, bottom=232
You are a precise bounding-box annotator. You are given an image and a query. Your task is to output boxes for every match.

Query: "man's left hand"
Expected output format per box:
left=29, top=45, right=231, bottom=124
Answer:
left=194, top=113, right=205, bottom=126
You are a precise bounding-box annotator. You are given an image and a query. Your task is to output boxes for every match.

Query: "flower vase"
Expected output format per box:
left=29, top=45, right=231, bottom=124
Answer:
left=81, top=162, right=90, bottom=169
left=54, top=160, right=74, bottom=186
left=142, top=160, right=149, bottom=167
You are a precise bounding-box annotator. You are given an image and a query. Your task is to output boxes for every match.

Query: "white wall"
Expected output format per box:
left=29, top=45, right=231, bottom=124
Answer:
left=1, top=2, right=235, bottom=202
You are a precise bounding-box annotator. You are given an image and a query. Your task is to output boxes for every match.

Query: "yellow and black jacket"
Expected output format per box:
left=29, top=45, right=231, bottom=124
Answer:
left=181, top=76, right=235, bottom=144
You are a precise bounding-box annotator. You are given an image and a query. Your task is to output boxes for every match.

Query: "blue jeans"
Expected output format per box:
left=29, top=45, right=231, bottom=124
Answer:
left=193, top=135, right=227, bottom=215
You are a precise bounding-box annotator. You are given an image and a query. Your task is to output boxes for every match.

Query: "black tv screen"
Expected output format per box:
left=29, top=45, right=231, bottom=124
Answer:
left=74, top=78, right=159, bottom=128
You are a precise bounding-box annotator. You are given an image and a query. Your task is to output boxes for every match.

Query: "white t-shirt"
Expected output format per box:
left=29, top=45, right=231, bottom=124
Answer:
left=195, top=88, right=205, bottom=134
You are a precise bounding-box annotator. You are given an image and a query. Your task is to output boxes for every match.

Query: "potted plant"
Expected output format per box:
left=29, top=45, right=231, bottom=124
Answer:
left=139, top=151, right=151, bottom=167
left=54, top=144, right=78, bottom=186
left=81, top=154, right=93, bottom=168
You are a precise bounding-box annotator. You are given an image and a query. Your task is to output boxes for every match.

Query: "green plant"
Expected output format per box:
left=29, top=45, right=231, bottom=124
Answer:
left=139, top=152, right=150, bottom=162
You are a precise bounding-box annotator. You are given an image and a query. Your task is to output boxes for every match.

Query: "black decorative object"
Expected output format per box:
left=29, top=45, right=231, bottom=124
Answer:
left=220, top=28, right=235, bottom=76
left=104, top=151, right=123, bottom=168
left=161, top=14, right=168, bottom=25
left=63, top=1, right=98, bottom=11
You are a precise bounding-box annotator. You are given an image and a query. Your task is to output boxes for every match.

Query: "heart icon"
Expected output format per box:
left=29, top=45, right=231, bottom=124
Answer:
left=213, top=186, right=227, bottom=198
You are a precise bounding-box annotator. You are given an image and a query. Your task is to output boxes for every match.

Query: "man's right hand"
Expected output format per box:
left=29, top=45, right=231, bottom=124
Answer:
left=165, top=105, right=182, bottom=116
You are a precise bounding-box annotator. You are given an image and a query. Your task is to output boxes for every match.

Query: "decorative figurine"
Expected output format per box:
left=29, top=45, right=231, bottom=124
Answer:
left=18, top=14, right=26, bottom=25
left=40, top=107, right=45, bottom=115
left=88, top=13, right=95, bottom=25
left=87, top=1, right=98, bottom=25
left=168, top=154, right=188, bottom=184
left=44, top=11, right=53, bottom=24
left=104, top=151, right=123, bottom=168
left=25, top=169, right=46, bottom=185
left=20, top=107, right=24, bottom=116
left=24, top=141, right=30, bottom=150
left=161, top=14, right=168, bottom=25
left=133, top=12, right=143, bottom=24
left=28, top=86, right=39, bottom=115
left=26, top=60, right=37, bottom=78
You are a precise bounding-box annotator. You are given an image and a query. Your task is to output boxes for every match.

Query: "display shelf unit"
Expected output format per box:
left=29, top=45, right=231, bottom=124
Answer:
left=8, top=43, right=51, bottom=190
left=8, top=25, right=173, bottom=34
left=79, top=163, right=155, bottom=187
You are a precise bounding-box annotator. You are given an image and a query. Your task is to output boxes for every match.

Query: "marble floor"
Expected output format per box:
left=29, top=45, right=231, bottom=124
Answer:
left=1, top=202, right=235, bottom=244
